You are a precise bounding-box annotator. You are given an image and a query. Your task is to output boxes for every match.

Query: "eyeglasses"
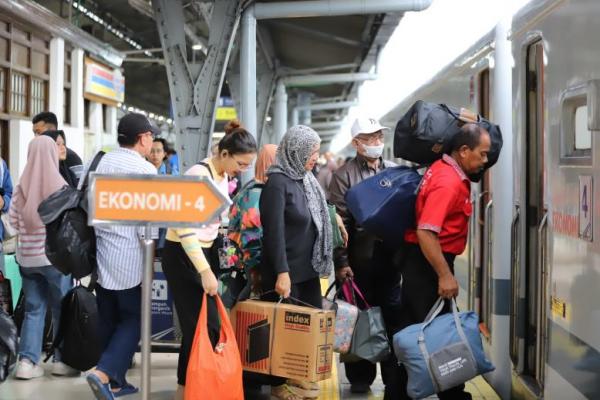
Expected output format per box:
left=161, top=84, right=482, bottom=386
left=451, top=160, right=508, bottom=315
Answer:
left=356, top=132, right=384, bottom=144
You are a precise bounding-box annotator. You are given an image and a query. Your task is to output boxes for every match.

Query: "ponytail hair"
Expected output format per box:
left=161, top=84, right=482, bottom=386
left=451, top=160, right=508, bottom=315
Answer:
left=218, top=119, right=257, bottom=155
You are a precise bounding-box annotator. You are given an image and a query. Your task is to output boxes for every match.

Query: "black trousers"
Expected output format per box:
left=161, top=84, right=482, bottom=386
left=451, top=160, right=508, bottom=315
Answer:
left=343, top=241, right=403, bottom=388
left=162, top=240, right=220, bottom=386
left=383, top=243, right=471, bottom=400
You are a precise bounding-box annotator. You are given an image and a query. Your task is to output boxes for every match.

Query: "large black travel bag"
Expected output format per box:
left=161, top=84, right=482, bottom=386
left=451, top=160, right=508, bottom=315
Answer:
left=394, top=100, right=503, bottom=168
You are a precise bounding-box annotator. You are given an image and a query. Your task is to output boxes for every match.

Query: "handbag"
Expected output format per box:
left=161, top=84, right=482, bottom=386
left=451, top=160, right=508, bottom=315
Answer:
left=345, top=280, right=391, bottom=363
left=345, top=166, right=422, bottom=245
left=322, top=281, right=359, bottom=354
left=185, top=294, right=243, bottom=400
left=393, top=298, right=495, bottom=399
left=327, top=204, right=344, bottom=249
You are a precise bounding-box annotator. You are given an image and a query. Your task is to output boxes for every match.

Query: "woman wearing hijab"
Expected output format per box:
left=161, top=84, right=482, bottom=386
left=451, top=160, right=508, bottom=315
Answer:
left=42, top=130, right=83, bottom=187
left=259, top=126, right=333, bottom=400
left=9, top=136, right=77, bottom=379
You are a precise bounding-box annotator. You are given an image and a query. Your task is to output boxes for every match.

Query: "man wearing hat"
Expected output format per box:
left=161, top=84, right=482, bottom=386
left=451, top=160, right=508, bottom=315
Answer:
left=84, top=113, right=157, bottom=399
left=328, top=117, right=399, bottom=394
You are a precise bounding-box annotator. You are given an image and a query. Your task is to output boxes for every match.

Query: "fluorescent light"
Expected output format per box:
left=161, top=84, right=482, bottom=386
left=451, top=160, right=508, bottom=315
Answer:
left=192, top=44, right=204, bottom=51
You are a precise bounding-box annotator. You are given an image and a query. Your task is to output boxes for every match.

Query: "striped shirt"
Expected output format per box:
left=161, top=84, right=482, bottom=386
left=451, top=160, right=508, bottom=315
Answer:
left=84, top=147, right=157, bottom=290
left=9, top=187, right=50, bottom=267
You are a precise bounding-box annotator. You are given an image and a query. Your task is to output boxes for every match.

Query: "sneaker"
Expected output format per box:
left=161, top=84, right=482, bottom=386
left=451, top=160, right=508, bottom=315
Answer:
left=52, top=361, right=81, bottom=377
left=271, top=384, right=304, bottom=400
left=15, top=359, right=45, bottom=380
left=287, top=379, right=320, bottom=398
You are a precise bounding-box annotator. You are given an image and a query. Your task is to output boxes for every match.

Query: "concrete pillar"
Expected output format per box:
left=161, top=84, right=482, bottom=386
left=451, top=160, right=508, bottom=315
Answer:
left=89, top=101, right=103, bottom=152
left=240, top=5, right=257, bottom=184
left=273, top=80, right=288, bottom=143
left=105, top=106, right=118, bottom=145
left=71, top=48, right=85, bottom=129
left=49, top=37, right=65, bottom=125
left=291, top=108, right=299, bottom=127
left=297, top=92, right=312, bottom=125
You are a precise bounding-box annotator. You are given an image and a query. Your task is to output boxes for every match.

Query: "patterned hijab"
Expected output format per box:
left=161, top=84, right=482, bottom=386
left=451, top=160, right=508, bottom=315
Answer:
left=268, top=125, right=333, bottom=276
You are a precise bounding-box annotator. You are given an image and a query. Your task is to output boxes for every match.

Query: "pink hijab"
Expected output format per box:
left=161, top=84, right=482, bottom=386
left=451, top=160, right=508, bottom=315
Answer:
left=15, top=136, right=67, bottom=230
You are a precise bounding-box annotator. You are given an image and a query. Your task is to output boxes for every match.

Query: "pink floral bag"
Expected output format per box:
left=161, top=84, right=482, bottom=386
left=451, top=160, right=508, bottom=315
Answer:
left=322, top=282, right=359, bottom=354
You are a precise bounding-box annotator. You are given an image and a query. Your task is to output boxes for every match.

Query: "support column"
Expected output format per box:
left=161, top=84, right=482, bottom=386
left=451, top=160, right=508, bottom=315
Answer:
left=89, top=101, right=103, bottom=151
left=49, top=37, right=65, bottom=125
left=106, top=106, right=117, bottom=142
left=296, top=92, right=312, bottom=125
left=71, top=48, right=85, bottom=129
left=273, top=80, right=288, bottom=143
left=291, top=108, right=299, bottom=127
left=240, top=4, right=257, bottom=183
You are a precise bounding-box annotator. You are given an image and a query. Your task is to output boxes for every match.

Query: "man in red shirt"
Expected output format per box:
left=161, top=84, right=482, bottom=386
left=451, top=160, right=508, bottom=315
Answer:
left=387, top=123, right=491, bottom=400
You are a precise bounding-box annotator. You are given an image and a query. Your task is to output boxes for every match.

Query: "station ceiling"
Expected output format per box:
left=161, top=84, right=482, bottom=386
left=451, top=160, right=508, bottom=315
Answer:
left=34, top=0, right=403, bottom=135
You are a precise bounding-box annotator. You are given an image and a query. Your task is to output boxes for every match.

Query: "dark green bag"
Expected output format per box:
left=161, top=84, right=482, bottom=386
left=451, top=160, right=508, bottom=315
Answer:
left=327, top=204, right=344, bottom=249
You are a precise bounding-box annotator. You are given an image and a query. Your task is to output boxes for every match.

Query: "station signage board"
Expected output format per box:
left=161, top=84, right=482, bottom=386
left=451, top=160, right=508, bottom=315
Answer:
left=88, top=174, right=230, bottom=227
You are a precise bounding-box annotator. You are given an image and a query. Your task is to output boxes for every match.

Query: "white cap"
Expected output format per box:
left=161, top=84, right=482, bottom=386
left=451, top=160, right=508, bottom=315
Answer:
left=350, top=117, right=390, bottom=138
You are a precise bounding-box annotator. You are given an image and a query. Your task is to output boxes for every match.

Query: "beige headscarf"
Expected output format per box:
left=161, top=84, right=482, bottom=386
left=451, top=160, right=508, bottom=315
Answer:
left=254, top=144, right=277, bottom=184
left=14, top=135, right=67, bottom=230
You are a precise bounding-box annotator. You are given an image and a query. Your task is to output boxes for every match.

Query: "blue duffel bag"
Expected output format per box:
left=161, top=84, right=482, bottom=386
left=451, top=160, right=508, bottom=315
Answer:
left=393, top=298, right=495, bottom=399
left=345, top=166, right=422, bottom=244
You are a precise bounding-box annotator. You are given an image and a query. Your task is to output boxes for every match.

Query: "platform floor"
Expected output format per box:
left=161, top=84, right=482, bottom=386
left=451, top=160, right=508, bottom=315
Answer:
left=0, top=351, right=500, bottom=400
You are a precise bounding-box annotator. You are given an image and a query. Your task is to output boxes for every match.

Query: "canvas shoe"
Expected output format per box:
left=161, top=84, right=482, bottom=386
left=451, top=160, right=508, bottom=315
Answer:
left=15, top=359, right=44, bottom=380
left=52, top=361, right=81, bottom=377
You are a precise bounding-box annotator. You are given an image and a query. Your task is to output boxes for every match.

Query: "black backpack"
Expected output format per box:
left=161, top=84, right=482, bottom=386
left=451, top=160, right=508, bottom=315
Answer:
left=394, top=100, right=503, bottom=169
left=44, top=282, right=101, bottom=371
left=37, top=151, right=105, bottom=279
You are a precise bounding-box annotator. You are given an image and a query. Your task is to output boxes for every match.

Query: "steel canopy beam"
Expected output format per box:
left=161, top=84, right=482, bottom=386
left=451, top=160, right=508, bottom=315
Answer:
left=282, top=72, right=377, bottom=87
left=295, top=101, right=357, bottom=111
left=253, top=0, right=434, bottom=19
left=154, top=0, right=242, bottom=169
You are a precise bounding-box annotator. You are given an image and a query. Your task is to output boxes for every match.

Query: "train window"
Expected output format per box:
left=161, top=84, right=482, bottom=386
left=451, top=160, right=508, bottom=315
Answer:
left=560, top=84, right=592, bottom=164
left=574, top=106, right=591, bottom=150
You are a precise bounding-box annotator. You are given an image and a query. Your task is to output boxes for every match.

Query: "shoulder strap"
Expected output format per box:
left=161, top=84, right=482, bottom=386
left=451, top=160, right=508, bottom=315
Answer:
left=197, top=161, right=214, bottom=179
left=81, top=151, right=105, bottom=191
left=0, top=159, right=4, bottom=189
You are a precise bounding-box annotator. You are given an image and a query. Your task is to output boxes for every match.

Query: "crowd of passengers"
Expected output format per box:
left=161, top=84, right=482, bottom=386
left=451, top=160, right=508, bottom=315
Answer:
left=4, top=109, right=490, bottom=400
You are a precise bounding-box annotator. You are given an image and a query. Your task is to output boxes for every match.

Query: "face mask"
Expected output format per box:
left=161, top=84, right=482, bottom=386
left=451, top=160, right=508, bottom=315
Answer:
left=361, top=143, right=384, bottom=159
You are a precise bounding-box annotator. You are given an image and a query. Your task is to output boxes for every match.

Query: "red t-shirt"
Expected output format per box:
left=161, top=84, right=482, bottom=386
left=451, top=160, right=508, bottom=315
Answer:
left=404, top=154, right=472, bottom=255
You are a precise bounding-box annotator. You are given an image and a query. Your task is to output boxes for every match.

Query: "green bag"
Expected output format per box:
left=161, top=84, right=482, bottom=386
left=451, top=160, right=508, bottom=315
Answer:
left=327, top=204, right=345, bottom=249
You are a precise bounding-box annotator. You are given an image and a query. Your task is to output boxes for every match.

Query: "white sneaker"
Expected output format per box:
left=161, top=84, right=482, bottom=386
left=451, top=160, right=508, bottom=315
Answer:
left=15, top=359, right=45, bottom=380
left=51, top=361, right=81, bottom=377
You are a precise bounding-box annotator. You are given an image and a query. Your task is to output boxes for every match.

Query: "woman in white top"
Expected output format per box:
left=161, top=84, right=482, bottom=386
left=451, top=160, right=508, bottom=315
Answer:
left=161, top=120, right=257, bottom=395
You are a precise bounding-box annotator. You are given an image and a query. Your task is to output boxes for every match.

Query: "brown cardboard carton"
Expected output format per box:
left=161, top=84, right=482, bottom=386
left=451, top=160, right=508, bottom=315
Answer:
left=231, top=300, right=335, bottom=382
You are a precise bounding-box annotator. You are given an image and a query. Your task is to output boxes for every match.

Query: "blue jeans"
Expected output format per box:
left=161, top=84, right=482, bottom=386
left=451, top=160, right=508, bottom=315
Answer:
left=96, top=284, right=141, bottom=389
left=18, top=266, right=72, bottom=364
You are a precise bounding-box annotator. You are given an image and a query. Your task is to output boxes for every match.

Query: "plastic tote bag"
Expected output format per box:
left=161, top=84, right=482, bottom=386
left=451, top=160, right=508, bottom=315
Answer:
left=346, top=280, right=391, bottom=363
left=185, top=294, right=244, bottom=400
left=393, top=298, right=495, bottom=399
left=322, top=282, right=359, bottom=354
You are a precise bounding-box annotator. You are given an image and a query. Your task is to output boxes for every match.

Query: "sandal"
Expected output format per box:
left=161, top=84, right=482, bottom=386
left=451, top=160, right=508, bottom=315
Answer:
left=271, top=383, right=304, bottom=400
left=287, top=379, right=320, bottom=399
left=86, top=373, right=114, bottom=400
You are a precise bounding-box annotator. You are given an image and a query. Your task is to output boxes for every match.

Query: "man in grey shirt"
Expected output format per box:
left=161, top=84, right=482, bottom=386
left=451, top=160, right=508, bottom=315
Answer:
left=85, top=113, right=157, bottom=399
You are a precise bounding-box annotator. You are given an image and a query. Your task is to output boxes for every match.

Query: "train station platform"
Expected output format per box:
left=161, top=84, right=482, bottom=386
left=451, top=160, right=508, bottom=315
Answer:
left=0, top=351, right=500, bottom=400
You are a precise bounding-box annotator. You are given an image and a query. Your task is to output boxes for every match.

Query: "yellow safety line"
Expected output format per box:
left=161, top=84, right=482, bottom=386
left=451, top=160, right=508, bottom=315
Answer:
left=319, top=278, right=341, bottom=400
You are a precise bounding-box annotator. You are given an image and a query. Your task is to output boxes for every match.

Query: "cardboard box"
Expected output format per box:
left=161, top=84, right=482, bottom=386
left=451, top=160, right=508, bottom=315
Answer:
left=231, top=300, right=335, bottom=382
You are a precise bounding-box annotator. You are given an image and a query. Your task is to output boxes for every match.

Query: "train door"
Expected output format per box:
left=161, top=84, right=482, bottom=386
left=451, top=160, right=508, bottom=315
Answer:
left=514, top=39, right=548, bottom=393
left=474, top=68, right=493, bottom=338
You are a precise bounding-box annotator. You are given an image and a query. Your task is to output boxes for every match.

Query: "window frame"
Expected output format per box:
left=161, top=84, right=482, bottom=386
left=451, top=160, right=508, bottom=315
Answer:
left=559, top=82, right=595, bottom=166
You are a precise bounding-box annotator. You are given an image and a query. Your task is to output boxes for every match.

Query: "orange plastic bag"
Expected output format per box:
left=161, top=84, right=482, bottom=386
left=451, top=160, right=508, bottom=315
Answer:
left=184, top=294, right=244, bottom=400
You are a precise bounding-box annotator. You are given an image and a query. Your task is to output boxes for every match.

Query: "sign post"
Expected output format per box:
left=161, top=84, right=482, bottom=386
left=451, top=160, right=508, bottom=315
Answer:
left=88, top=174, right=230, bottom=400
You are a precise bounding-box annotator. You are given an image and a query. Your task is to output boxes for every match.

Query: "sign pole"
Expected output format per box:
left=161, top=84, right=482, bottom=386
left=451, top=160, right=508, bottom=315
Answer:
left=141, top=225, right=154, bottom=399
